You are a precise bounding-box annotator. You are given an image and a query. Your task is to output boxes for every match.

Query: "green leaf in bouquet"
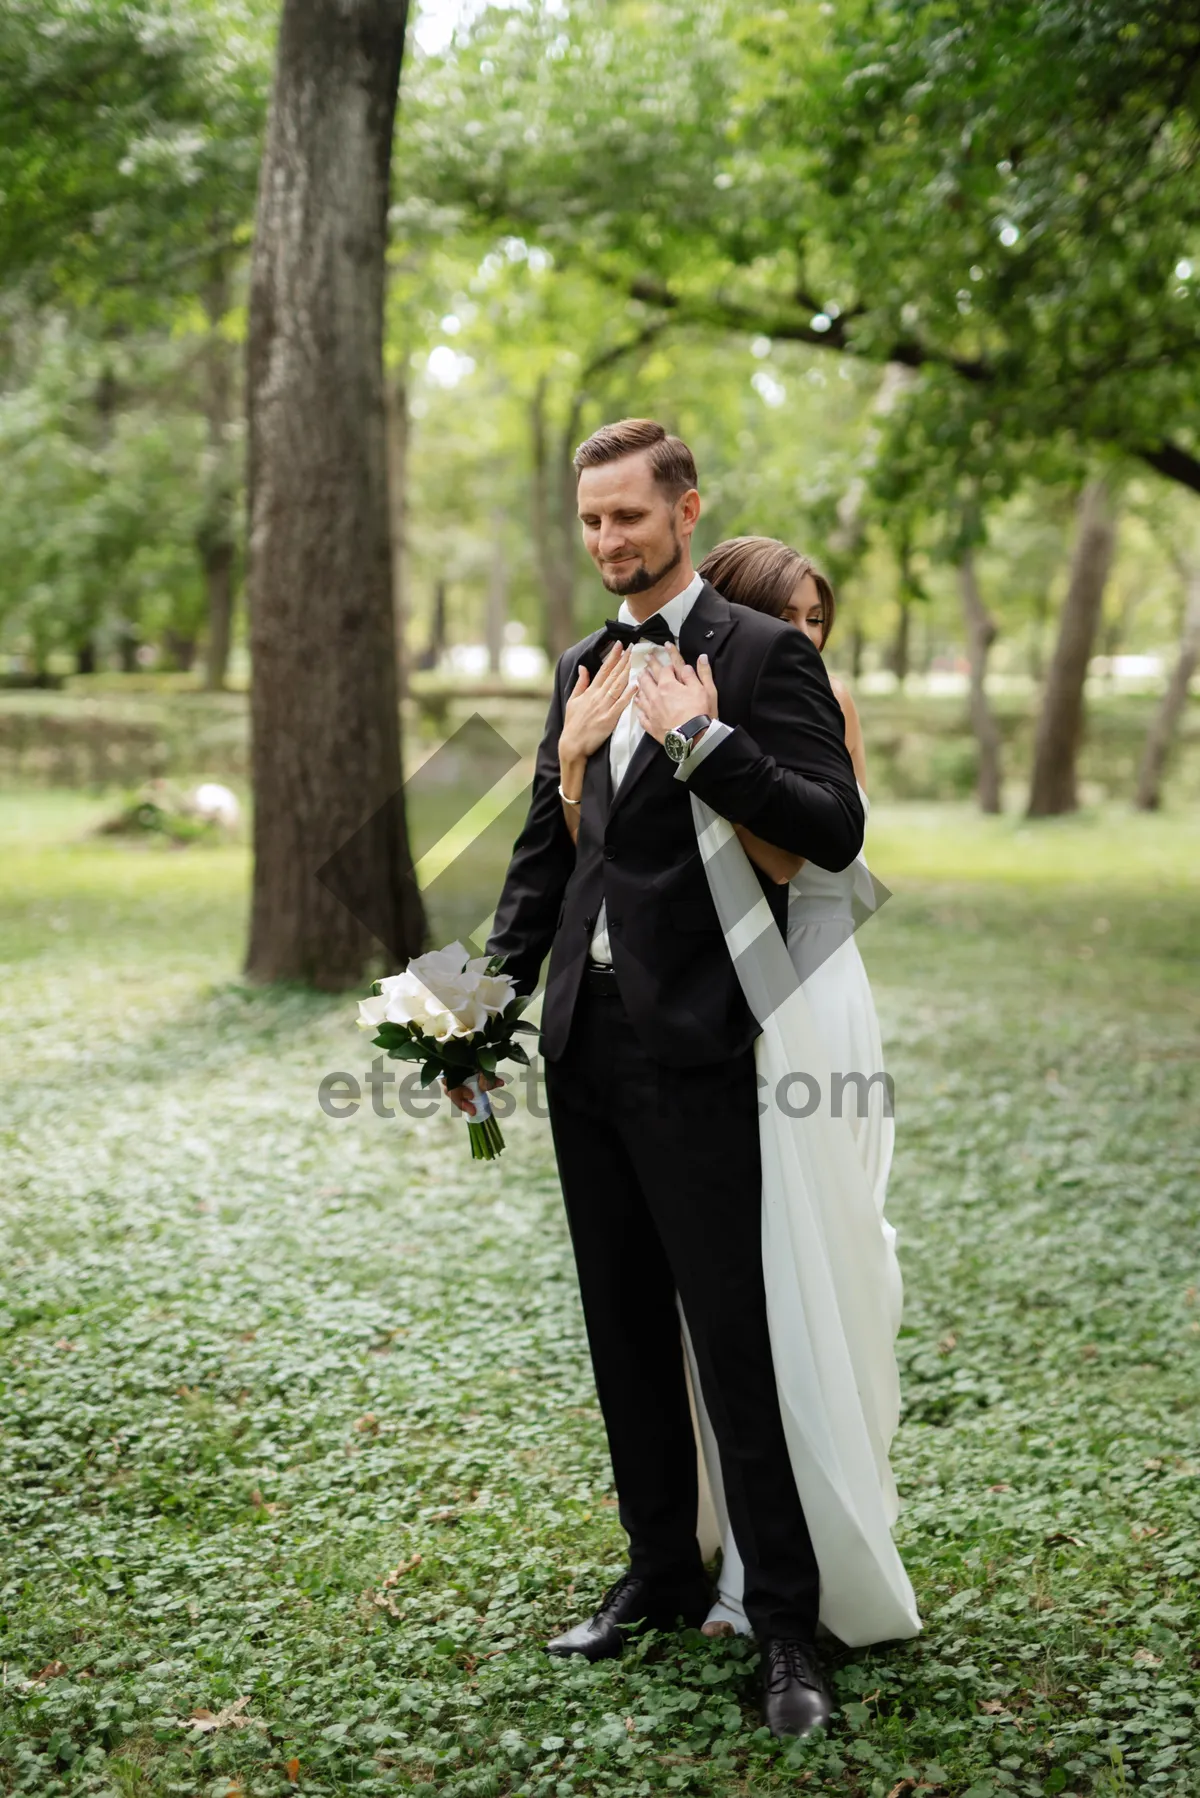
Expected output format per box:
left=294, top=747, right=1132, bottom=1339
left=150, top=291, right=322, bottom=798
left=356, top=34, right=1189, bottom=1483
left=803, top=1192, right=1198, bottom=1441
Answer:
left=419, top=1057, right=444, bottom=1087
left=502, top=1041, right=531, bottom=1067
left=506, top=993, right=532, bottom=1018
left=485, top=953, right=508, bottom=976
left=509, top=1020, right=538, bottom=1035
left=381, top=1038, right=425, bottom=1062
left=477, top=1048, right=498, bottom=1073
left=438, top=1036, right=477, bottom=1068
left=369, top=978, right=383, bottom=997
left=373, top=1021, right=411, bottom=1049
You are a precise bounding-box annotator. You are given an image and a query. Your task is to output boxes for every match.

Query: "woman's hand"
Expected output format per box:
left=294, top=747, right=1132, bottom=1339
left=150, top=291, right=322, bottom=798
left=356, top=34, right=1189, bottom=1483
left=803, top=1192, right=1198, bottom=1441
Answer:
left=632, top=645, right=720, bottom=744
left=559, top=644, right=634, bottom=841
left=675, top=645, right=719, bottom=722
left=734, top=823, right=804, bottom=886
left=560, top=642, right=635, bottom=761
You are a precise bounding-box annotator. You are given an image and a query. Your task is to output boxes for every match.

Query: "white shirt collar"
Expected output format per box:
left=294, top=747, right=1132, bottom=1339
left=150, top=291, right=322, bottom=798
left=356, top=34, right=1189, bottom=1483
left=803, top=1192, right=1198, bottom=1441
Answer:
left=616, top=568, right=703, bottom=640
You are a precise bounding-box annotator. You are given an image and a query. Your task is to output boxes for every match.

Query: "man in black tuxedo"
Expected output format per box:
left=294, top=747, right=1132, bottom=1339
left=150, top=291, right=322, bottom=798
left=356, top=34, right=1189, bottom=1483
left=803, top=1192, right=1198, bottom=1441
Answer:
left=449, top=419, right=863, bottom=1737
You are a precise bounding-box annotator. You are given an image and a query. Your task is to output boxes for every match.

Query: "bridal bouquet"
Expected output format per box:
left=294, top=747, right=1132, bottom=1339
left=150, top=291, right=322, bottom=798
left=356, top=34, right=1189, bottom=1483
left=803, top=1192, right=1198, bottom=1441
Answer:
left=355, top=942, right=536, bottom=1160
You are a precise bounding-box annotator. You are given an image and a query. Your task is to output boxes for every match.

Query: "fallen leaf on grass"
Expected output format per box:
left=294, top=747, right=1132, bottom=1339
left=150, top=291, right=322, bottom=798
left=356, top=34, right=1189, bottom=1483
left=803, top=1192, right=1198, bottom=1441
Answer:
left=33, top=1661, right=68, bottom=1681
left=285, top=1758, right=301, bottom=1782
left=978, top=1699, right=1008, bottom=1714
left=370, top=1553, right=422, bottom=1617
left=184, top=1695, right=261, bottom=1733
left=1133, top=1648, right=1162, bottom=1666
left=354, top=1412, right=380, bottom=1434
left=380, top=1554, right=421, bottom=1588
left=937, top=1332, right=957, bottom=1354
left=1130, top=1523, right=1160, bottom=1540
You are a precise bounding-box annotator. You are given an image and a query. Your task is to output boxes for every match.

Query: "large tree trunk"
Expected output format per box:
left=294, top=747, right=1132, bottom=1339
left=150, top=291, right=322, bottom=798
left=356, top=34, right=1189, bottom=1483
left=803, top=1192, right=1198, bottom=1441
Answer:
left=1027, top=477, right=1116, bottom=817
left=244, top=0, right=423, bottom=988
left=1135, top=559, right=1200, bottom=811
left=531, top=377, right=577, bottom=659
left=959, top=549, right=1004, bottom=813
left=201, top=259, right=237, bottom=692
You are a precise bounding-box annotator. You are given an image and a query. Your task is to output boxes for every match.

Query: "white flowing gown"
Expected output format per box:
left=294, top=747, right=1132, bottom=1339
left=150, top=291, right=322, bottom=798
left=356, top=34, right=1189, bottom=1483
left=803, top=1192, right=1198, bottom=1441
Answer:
left=680, top=785, right=921, bottom=1647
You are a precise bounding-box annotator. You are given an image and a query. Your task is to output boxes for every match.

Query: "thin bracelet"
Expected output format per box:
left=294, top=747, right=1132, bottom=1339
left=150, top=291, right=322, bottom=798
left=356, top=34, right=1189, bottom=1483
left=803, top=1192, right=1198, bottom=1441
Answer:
left=557, top=782, right=582, bottom=806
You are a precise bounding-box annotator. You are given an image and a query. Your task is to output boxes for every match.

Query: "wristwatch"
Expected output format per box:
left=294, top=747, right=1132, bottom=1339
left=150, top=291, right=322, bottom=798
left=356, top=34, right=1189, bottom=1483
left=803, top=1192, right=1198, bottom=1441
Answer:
left=663, top=714, right=711, bottom=763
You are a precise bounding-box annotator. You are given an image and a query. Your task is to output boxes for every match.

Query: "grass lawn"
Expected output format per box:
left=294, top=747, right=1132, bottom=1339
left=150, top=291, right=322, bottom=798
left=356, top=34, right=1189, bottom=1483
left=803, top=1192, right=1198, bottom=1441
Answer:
left=1, top=790, right=1197, bottom=1798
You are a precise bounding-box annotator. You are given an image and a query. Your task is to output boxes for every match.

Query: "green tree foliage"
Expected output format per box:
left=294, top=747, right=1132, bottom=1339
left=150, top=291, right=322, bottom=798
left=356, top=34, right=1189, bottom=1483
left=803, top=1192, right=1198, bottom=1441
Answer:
left=401, top=0, right=1200, bottom=497
left=0, top=318, right=209, bottom=668
left=0, top=0, right=268, bottom=311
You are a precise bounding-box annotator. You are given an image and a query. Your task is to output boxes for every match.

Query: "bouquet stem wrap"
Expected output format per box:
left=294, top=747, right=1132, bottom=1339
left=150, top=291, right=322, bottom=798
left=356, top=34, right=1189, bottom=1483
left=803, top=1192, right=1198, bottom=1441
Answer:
left=461, top=1071, right=505, bottom=1160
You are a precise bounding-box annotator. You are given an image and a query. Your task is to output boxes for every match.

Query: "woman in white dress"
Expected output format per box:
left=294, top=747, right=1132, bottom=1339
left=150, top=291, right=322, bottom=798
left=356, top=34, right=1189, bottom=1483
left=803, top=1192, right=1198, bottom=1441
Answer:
left=682, top=535, right=916, bottom=1644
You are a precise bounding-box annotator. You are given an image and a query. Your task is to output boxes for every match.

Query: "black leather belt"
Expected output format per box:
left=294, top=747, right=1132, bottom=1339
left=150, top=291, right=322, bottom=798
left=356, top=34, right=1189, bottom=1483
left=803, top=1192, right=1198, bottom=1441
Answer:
left=582, top=960, right=621, bottom=994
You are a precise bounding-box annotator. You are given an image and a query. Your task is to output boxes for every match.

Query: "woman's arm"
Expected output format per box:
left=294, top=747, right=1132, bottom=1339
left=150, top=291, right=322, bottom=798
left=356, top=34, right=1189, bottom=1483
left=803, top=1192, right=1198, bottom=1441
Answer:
left=830, top=675, right=867, bottom=791
left=728, top=677, right=865, bottom=884
left=677, top=628, right=863, bottom=869
left=558, top=642, right=633, bottom=842
left=733, top=823, right=804, bottom=885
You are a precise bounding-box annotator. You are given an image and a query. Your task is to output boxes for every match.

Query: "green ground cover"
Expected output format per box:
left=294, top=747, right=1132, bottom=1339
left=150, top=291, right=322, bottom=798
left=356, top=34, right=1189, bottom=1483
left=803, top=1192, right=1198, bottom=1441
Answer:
left=1, top=792, right=1197, bottom=1798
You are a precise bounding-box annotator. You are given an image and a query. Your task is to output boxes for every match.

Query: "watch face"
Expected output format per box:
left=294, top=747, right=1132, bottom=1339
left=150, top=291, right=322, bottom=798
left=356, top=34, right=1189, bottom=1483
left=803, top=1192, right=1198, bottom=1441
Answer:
left=664, top=731, right=685, bottom=762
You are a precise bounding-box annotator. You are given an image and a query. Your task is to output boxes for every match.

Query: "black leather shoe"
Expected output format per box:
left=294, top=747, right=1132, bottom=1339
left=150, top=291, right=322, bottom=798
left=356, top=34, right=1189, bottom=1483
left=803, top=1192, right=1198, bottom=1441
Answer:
left=546, top=1571, right=711, bottom=1661
left=760, top=1637, right=833, bottom=1738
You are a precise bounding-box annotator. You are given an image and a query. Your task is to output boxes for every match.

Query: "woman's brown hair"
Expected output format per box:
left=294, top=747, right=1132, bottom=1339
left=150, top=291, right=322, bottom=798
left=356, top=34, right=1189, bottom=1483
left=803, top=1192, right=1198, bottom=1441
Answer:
left=698, top=536, right=837, bottom=648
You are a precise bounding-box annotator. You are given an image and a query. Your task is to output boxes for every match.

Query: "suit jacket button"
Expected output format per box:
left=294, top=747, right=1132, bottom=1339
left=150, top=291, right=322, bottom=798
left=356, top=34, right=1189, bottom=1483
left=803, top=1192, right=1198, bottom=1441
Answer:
left=583, top=916, right=594, bottom=931
left=603, top=844, right=616, bottom=860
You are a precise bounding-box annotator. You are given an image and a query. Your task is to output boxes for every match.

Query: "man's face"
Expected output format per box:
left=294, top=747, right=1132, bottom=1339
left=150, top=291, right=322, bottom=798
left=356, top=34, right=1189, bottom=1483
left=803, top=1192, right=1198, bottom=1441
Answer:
left=576, top=452, right=697, bottom=595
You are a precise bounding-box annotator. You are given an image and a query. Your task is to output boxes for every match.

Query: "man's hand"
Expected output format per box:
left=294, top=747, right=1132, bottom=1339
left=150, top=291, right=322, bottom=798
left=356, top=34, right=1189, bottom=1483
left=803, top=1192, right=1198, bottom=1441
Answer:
left=633, top=646, right=719, bottom=744
left=442, top=1071, right=505, bottom=1116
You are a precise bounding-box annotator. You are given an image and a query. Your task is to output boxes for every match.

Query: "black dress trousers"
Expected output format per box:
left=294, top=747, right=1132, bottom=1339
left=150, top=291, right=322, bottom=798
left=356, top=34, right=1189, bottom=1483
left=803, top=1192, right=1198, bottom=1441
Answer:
left=542, top=970, right=821, bottom=1643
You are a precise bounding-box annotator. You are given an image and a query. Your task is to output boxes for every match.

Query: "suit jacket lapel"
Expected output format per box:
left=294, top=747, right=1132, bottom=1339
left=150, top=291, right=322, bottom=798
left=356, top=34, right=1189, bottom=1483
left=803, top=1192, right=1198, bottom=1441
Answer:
left=582, top=727, right=612, bottom=822
left=606, top=580, right=735, bottom=823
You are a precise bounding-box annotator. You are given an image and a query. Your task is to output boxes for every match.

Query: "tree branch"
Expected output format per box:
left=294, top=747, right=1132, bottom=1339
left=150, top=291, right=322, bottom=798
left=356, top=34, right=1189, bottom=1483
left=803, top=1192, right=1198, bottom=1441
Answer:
left=1138, top=441, right=1200, bottom=497
left=625, top=272, right=991, bottom=380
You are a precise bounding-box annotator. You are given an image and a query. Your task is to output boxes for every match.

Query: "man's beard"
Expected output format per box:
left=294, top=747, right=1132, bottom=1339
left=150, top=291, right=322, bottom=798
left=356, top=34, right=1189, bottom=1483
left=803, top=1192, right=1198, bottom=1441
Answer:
left=601, top=533, right=682, bottom=595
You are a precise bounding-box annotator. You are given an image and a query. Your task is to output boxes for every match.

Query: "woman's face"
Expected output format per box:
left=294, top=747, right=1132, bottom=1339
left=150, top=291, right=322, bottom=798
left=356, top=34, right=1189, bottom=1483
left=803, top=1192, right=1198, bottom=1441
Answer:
left=782, top=570, right=826, bottom=649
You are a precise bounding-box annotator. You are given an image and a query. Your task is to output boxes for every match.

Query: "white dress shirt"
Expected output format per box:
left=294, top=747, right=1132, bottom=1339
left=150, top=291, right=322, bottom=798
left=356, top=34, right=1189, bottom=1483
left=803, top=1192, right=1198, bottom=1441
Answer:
left=589, top=569, right=730, bottom=964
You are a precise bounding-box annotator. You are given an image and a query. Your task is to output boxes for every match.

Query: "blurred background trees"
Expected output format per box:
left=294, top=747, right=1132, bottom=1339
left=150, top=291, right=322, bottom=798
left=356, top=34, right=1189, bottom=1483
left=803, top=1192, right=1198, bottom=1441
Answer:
left=0, top=0, right=1196, bottom=978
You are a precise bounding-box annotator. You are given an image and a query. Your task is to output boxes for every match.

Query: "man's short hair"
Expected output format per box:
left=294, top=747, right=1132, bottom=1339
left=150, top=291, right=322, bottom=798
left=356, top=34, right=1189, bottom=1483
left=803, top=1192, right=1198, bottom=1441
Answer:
left=572, top=418, right=698, bottom=501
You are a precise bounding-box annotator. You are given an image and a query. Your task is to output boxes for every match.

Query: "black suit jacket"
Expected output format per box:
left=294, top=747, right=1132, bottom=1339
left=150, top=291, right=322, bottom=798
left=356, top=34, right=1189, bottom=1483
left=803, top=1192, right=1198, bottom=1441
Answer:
left=486, top=579, right=864, bottom=1067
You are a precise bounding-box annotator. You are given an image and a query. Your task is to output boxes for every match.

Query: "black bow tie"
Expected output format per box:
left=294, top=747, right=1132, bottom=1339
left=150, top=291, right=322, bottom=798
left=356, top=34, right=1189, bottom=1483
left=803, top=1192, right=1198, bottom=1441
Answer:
left=602, top=614, right=675, bottom=649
